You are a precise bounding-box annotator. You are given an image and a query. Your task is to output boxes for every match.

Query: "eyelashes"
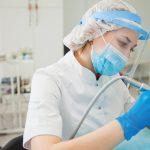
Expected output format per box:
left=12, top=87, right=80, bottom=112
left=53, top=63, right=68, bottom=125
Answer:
left=117, top=40, right=128, bottom=48
left=117, top=40, right=135, bottom=52
left=130, top=48, right=135, bottom=52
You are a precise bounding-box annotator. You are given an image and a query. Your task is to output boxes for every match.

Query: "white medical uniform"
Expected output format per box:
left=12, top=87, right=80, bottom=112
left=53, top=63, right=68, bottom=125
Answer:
left=23, top=51, right=134, bottom=149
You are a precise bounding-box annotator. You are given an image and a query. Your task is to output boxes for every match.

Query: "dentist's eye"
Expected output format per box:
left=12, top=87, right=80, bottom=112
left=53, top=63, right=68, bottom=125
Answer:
left=116, top=38, right=128, bottom=47
left=118, top=40, right=128, bottom=48
left=130, top=48, right=135, bottom=52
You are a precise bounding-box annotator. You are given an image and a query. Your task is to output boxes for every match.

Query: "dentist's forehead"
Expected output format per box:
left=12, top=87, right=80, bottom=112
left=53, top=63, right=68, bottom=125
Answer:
left=112, top=28, right=138, bottom=43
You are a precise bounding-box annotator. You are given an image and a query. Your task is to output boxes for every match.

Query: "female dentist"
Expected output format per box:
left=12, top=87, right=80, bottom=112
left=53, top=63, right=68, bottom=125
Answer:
left=23, top=0, right=150, bottom=150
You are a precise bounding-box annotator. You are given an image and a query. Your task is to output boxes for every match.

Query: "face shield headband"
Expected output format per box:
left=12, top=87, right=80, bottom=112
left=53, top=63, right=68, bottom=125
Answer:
left=80, top=10, right=149, bottom=41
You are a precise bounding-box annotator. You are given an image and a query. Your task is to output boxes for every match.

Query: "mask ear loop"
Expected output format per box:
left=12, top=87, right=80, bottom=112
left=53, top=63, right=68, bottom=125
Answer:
left=91, top=43, right=94, bottom=52
left=91, top=42, right=96, bottom=56
left=92, top=28, right=109, bottom=54
left=99, top=29, right=107, bottom=45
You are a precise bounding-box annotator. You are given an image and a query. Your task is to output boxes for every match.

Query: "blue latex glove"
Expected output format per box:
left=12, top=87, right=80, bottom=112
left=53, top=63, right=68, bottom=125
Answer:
left=116, top=90, right=150, bottom=140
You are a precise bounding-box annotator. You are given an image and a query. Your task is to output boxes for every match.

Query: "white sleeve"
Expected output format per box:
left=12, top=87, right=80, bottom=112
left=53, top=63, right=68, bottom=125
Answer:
left=23, top=69, right=62, bottom=150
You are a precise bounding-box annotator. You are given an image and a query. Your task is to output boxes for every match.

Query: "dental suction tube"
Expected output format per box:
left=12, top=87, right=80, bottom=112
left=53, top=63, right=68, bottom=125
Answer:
left=69, top=76, right=150, bottom=139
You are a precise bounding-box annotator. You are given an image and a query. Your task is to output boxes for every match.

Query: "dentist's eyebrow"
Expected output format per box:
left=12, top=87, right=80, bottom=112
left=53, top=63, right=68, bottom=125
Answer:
left=122, top=36, right=131, bottom=43
left=122, top=36, right=137, bottom=48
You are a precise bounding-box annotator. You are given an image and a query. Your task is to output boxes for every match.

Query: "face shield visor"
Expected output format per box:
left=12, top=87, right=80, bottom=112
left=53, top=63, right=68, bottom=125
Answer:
left=80, top=10, right=150, bottom=78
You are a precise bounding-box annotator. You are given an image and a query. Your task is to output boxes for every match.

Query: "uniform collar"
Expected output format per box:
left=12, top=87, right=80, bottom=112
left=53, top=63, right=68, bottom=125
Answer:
left=69, top=51, right=100, bottom=85
left=68, top=51, right=120, bottom=86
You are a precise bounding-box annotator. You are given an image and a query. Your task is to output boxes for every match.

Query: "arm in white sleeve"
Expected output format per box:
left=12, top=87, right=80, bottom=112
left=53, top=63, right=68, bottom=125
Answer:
left=23, top=68, right=62, bottom=149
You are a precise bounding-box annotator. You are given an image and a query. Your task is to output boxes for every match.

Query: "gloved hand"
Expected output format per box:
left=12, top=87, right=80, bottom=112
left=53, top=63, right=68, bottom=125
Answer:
left=116, top=90, right=150, bottom=140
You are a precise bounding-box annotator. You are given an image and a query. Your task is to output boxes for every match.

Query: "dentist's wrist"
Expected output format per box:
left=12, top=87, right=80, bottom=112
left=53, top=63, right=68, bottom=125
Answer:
left=116, top=114, right=141, bottom=140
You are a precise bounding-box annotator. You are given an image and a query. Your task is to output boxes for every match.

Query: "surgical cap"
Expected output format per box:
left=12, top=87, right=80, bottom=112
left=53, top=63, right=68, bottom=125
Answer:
left=63, top=0, right=149, bottom=51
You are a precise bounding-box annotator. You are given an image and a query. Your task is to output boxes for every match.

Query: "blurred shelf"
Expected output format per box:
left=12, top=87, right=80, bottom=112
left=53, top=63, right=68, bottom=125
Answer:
left=2, top=93, right=30, bottom=99
left=0, top=128, right=24, bottom=135
left=0, top=84, right=17, bottom=87
left=0, top=59, right=34, bottom=65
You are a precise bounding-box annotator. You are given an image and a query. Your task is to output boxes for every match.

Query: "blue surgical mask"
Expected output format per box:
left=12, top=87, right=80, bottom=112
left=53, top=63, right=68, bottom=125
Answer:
left=91, top=43, right=128, bottom=76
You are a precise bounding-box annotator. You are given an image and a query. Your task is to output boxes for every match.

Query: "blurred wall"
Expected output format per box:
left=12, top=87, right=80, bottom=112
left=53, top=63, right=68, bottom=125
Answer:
left=0, top=0, right=64, bottom=69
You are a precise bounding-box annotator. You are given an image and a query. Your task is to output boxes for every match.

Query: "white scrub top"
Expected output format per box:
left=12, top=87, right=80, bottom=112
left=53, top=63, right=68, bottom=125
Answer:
left=23, top=51, right=134, bottom=149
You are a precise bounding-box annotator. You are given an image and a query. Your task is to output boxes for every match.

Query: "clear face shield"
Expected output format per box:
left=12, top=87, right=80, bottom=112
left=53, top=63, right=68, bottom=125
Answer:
left=80, top=10, right=150, bottom=96
left=102, top=29, right=149, bottom=97
left=99, top=29, right=149, bottom=80
left=121, top=32, right=149, bottom=78
left=122, top=37, right=150, bottom=97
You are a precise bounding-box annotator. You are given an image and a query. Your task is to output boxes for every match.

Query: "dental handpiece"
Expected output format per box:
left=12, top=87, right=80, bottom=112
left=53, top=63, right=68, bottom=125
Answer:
left=69, top=76, right=150, bottom=139
left=122, top=76, right=150, bottom=91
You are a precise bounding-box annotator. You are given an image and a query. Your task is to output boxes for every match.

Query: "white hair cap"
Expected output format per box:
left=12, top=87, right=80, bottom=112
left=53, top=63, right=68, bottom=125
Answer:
left=63, top=0, right=137, bottom=51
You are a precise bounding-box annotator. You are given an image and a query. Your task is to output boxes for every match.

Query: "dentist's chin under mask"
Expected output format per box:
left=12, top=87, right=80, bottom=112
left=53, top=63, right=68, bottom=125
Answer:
left=91, top=38, right=128, bottom=76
